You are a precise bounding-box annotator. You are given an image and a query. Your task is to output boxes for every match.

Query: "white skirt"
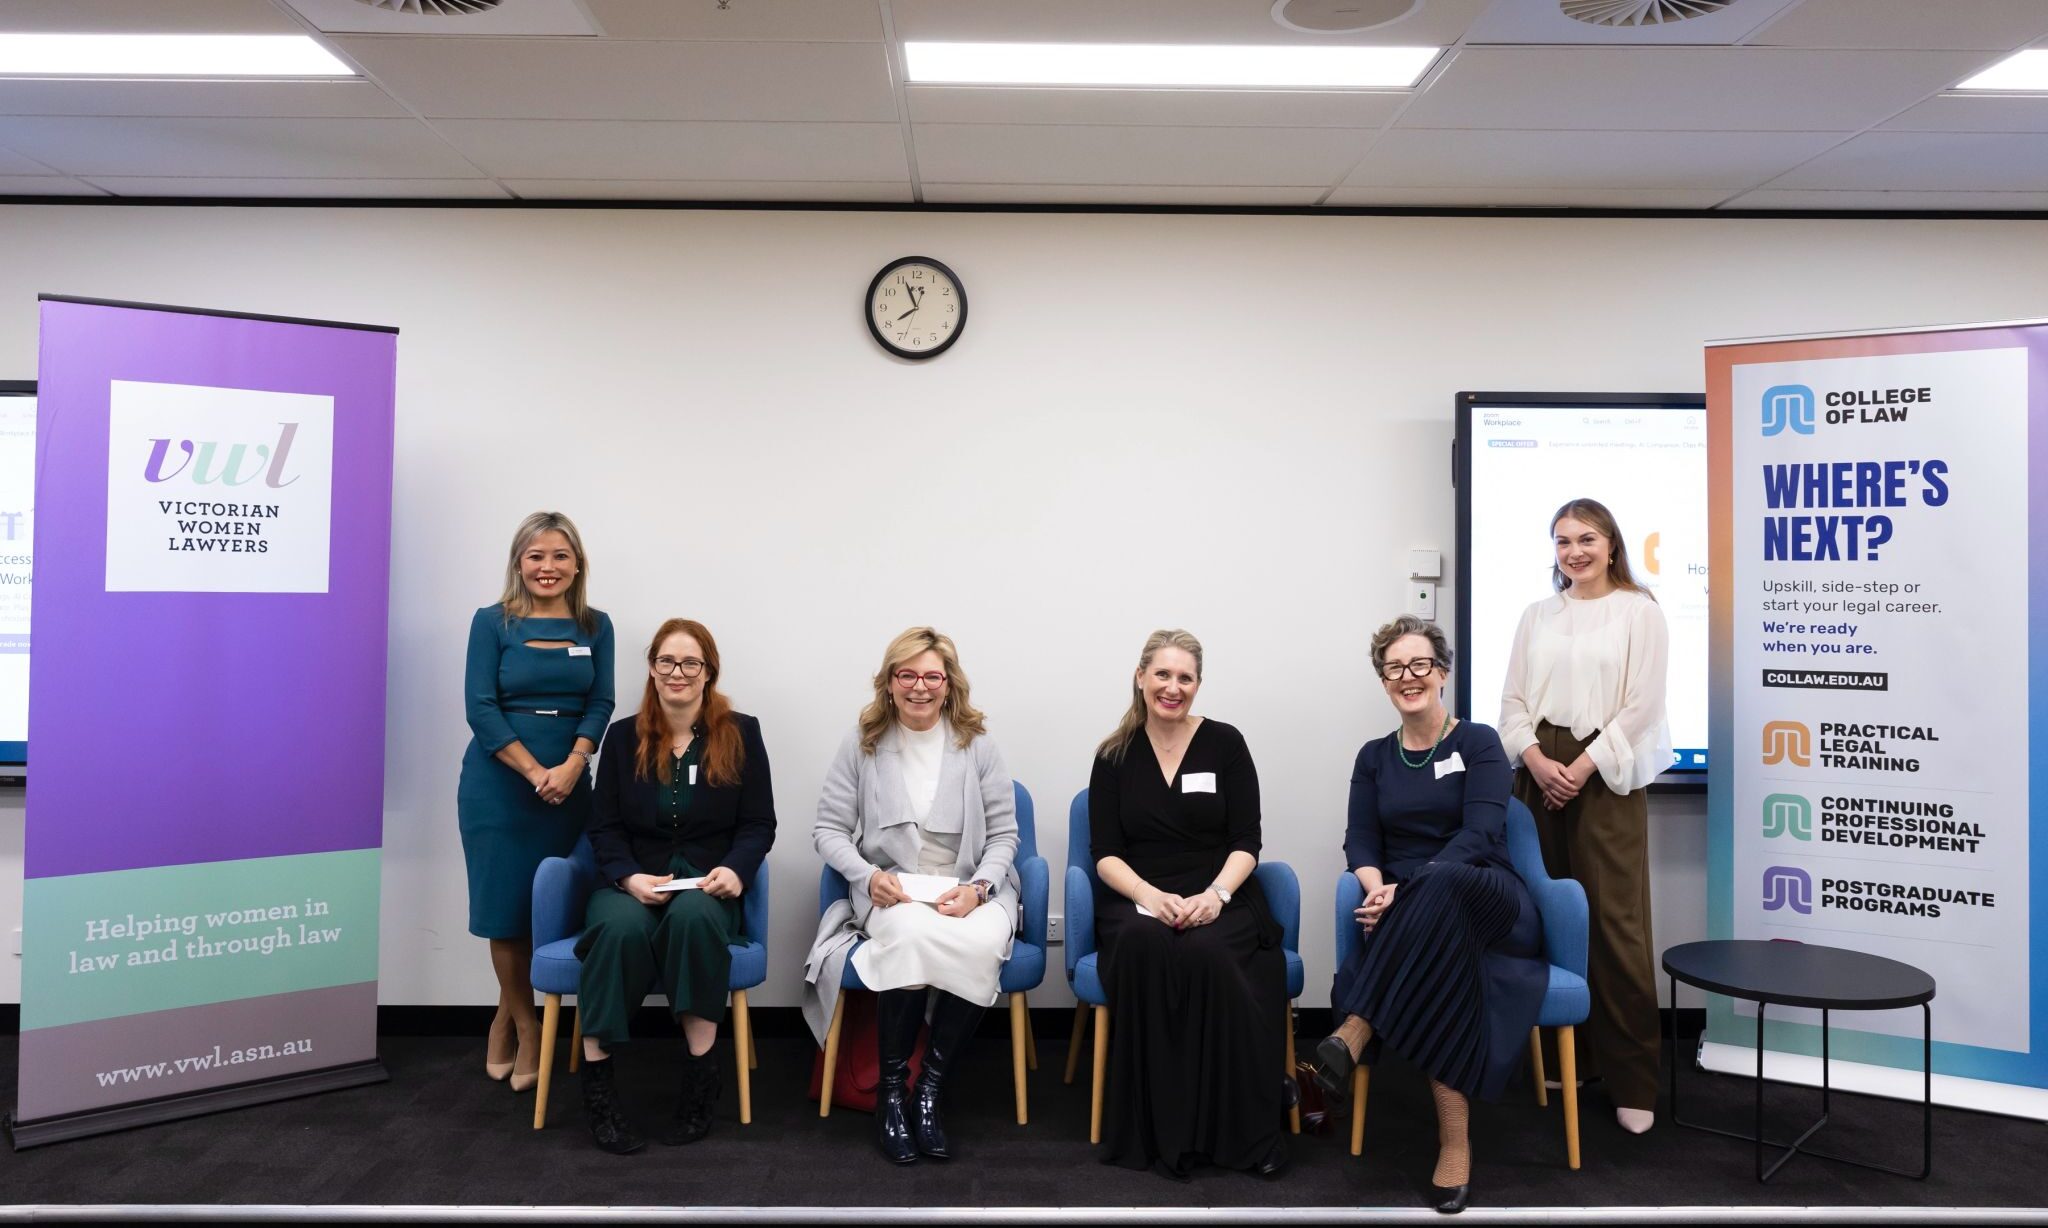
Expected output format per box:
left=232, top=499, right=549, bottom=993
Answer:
left=852, top=899, right=1010, bottom=1007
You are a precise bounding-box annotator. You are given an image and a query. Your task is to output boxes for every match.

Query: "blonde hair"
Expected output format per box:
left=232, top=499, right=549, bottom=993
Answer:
left=1549, top=497, right=1655, bottom=602
left=857, top=626, right=987, bottom=754
left=1096, top=628, right=1204, bottom=765
left=497, top=511, right=596, bottom=634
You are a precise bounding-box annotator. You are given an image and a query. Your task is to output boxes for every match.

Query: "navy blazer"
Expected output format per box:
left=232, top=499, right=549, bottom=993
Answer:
left=587, top=711, right=777, bottom=889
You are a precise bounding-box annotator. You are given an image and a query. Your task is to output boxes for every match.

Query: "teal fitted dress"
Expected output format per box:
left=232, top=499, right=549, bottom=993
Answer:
left=458, top=605, right=616, bottom=939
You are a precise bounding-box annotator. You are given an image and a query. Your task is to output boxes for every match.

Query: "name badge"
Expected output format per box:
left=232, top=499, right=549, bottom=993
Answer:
left=1434, top=752, right=1466, bottom=780
left=1182, top=772, right=1217, bottom=794
left=688, top=764, right=698, bottom=785
left=567, top=645, right=592, bottom=657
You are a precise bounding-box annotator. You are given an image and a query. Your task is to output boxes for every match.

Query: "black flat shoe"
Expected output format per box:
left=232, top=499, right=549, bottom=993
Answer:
left=1311, top=1035, right=1355, bottom=1110
left=1430, top=1184, right=1470, bottom=1214
left=1254, top=1138, right=1290, bottom=1179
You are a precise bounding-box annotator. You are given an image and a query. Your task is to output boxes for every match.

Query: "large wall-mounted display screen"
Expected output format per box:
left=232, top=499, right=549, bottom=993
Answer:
left=1, top=383, right=32, bottom=769
left=1454, top=391, right=1707, bottom=781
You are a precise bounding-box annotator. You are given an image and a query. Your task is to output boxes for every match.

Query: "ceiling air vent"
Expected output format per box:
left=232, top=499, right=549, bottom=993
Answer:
left=1561, top=0, right=1735, bottom=26
left=351, top=0, right=504, bottom=14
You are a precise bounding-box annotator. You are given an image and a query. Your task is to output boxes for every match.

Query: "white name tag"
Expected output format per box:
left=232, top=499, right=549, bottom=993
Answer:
left=688, top=764, right=697, bottom=785
left=1434, top=752, right=1466, bottom=780
left=1181, top=772, right=1217, bottom=794
left=567, top=645, right=592, bottom=657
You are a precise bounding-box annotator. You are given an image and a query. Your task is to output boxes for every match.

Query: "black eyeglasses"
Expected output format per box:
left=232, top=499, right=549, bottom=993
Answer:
left=892, top=670, right=948, bottom=689
left=1379, top=658, right=1443, bottom=681
left=653, top=657, right=706, bottom=678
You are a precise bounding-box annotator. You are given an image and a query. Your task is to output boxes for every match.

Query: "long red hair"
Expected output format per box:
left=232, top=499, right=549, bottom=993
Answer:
left=634, top=618, right=744, bottom=787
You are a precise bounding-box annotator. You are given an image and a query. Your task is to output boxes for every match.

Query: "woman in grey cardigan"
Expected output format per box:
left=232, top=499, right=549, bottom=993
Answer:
left=805, top=626, right=1019, bottom=1165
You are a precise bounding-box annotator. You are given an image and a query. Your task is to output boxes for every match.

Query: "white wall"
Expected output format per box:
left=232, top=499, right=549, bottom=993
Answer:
left=0, top=205, right=2041, bottom=1008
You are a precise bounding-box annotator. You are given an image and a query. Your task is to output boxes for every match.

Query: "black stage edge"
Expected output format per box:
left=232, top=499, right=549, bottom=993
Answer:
left=5, top=1058, right=388, bottom=1150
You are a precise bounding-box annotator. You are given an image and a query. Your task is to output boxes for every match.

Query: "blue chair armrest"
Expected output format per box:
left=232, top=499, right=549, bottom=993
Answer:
left=531, top=849, right=600, bottom=950
left=1334, top=871, right=1364, bottom=972
left=818, top=863, right=851, bottom=915
left=1504, top=798, right=1589, bottom=979
left=1064, top=863, right=1096, bottom=977
left=1017, top=854, right=1049, bottom=949
left=1251, top=860, right=1301, bottom=953
left=741, top=861, right=770, bottom=947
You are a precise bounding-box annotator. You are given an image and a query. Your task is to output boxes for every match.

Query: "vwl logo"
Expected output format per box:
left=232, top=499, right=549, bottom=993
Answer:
left=142, top=422, right=302, bottom=488
left=1761, top=865, right=1813, bottom=914
left=1761, top=385, right=1815, bottom=437
left=1762, top=793, right=1812, bottom=840
left=1762, top=720, right=1811, bottom=767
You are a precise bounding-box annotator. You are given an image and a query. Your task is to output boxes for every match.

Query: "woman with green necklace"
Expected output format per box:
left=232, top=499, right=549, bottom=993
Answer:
left=1308, top=615, right=1546, bottom=1215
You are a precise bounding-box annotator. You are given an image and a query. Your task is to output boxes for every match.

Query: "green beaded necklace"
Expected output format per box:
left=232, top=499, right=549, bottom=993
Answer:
left=1397, top=712, right=1453, bottom=770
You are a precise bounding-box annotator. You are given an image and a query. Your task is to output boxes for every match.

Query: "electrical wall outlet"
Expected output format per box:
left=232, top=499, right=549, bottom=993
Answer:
left=1046, top=914, right=1063, bottom=945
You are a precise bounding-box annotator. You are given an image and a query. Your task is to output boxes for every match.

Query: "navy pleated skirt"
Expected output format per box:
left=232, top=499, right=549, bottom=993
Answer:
left=1330, top=861, right=1547, bottom=1102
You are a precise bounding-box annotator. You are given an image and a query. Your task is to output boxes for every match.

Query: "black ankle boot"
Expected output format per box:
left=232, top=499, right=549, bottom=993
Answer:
left=580, top=1056, right=646, bottom=1155
left=874, top=990, right=923, bottom=1165
left=658, top=1047, right=720, bottom=1146
left=911, top=991, right=986, bottom=1160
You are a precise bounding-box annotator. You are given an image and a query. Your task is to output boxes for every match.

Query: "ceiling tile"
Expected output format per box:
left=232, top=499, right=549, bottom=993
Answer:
left=914, top=123, right=1371, bottom=185
left=0, top=0, right=298, bottom=34
left=0, top=175, right=104, bottom=196
left=504, top=179, right=911, bottom=201
left=1345, top=128, right=1845, bottom=190
left=0, top=142, right=57, bottom=174
left=1464, top=0, right=1797, bottom=45
left=434, top=119, right=909, bottom=181
left=923, top=182, right=1326, bottom=205
left=1323, top=185, right=1729, bottom=208
left=1399, top=47, right=1993, bottom=131
left=335, top=37, right=896, bottom=122
left=1724, top=188, right=2048, bottom=210
left=1765, top=131, right=2048, bottom=191
left=907, top=86, right=1405, bottom=129
left=0, top=117, right=480, bottom=178
left=892, top=0, right=1489, bottom=46
left=580, top=0, right=881, bottom=41
left=81, top=176, right=509, bottom=198
left=1881, top=96, right=2048, bottom=134
left=283, top=0, right=598, bottom=36
left=1750, top=0, right=2048, bottom=51
left=0, top=80, right=407, bottom=120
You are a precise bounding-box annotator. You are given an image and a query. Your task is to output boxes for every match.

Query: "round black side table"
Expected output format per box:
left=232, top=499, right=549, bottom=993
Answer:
left=1663, top=939, right=1935, bottom=1183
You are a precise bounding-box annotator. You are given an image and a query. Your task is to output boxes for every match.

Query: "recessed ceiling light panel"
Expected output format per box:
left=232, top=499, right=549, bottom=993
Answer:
left=0, top=34, right=354, bottom=78
left=1956, top=50, right=2048, bottom=92
left=904, top=42, right=1440, bottom=89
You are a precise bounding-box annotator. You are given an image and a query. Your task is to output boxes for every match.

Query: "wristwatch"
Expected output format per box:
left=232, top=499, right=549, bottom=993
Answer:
left=972, top=879, right=995, bottom=905
left=1208, top=883, right=1233, bottom=905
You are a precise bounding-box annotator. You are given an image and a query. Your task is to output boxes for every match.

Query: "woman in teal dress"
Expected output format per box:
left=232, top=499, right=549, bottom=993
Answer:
left=458, top=511, right=615, bottom=1091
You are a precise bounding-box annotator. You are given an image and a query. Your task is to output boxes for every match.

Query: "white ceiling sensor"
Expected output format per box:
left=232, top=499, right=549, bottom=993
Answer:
left=1271, top=0, right=1425, bottom=35
left=1562, top=0, right=1736, bottom=24
left=903, top=42, right=1441, bottom=89
left=0, top=34, right=353, bottom=78
left=1955, top=50, right=2048, bottom=93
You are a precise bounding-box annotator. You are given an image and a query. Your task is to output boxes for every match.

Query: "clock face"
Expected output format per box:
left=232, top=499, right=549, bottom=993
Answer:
left=866, top=257, right=966, bottom=359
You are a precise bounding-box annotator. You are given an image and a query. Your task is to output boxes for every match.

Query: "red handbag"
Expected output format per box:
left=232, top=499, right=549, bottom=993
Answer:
left=807, top=989, right=928, bottom=1112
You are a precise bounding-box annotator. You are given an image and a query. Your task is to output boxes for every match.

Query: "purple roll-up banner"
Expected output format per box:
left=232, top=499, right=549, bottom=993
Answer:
left=8, top=297, right=396, bottom=1148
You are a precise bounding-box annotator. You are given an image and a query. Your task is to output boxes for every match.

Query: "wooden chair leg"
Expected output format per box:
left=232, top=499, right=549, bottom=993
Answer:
left=1284, top=1003, right=1301, bottom=1135
left=733, top=988, right=753, bottom=1126
left=1063, top=1002, right=1089, bottom=1085
left=1349, top=1065, right=1370, bottom=1156
left=1025, top=1009, right=1039, bottom=1071
left=1009, top=992, right=1029, bottom=1125
left=1088, top=1004, right=1109, bottom=1144
left=531, top=994, right=559, bottom=1130
left=1530, top=1026, right=1547, bottom=1107
left=567, top=1006, right=582, bottom=1074
left=819, top=994, right=846, bottom=1118
left=1559, top=1024, right=1581, bottom=1171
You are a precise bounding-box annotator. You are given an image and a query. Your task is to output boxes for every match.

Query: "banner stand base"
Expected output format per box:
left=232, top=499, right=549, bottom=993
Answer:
left=5, top=1059, right=388, bottom=1150
left=1699, top=1040, right=2048, bottom=1122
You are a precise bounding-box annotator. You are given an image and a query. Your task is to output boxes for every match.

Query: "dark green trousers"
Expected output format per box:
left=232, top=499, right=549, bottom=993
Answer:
left=575, top=871, right=738, bottom=1046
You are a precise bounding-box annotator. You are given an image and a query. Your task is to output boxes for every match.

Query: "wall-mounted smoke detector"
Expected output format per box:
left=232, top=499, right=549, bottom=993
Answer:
left=353, top=0, right=503, bottom=12
left=1271, top=0, right=1424, bottom=35
left=1561, top=0, right=1736, bottom=26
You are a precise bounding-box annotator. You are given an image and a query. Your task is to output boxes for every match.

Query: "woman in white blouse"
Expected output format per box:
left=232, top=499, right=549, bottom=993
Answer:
left=1498, top=498, right=1670, bottom=1136
left=804, top=626, right=1019, bottom=1165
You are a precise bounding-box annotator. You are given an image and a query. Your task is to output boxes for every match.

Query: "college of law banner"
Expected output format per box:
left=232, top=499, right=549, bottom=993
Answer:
left=1706, top=318, right=2048, bottom=1115
left=8, top=297, right=396, bottom=1147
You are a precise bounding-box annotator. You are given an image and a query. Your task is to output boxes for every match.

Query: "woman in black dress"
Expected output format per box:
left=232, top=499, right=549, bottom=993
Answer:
left=1088, top=628, right=1288, bottom=1180
left=1309, top=616, right=1547, bottom=1214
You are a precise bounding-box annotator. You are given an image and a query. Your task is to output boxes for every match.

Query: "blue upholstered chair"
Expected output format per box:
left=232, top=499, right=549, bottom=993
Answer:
left=1061, top=787, right=1306, bottom=1143
left=813, top=780, right=1050, bottom=1124
left=1331, top=797, right=1591, bottom=1167
left=527, top=838, right=769, bottom=1131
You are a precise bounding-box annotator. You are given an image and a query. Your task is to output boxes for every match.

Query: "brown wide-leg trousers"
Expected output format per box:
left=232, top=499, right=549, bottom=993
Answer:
left=1513, top=720, right=1661, bottom=1112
